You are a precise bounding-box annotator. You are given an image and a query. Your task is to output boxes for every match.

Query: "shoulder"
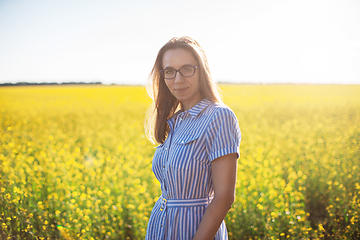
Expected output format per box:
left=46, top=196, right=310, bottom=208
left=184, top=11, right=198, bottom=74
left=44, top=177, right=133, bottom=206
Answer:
left=204, top=103, right=238, bottom=121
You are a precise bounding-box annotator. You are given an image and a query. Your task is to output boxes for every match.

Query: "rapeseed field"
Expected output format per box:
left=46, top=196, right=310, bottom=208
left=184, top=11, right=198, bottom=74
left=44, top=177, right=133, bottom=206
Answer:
left=1, top=84, right=359, bottom=239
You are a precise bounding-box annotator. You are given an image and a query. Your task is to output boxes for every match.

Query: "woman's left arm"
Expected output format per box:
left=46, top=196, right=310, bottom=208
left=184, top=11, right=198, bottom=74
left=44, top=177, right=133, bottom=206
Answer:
left=192, top=152, right=238, bottom=240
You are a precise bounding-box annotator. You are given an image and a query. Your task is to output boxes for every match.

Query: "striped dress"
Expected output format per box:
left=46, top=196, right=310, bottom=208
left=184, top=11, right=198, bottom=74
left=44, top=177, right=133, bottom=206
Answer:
left=145, top=98, right=241, bottom=240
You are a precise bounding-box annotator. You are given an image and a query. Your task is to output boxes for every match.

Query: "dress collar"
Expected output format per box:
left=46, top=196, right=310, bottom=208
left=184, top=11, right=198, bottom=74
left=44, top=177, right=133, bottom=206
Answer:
left=167, top=99, right=213, bottom=131
left=171, top=98, right=213, bottom=119
left=187, top=98, right=213, bottom=118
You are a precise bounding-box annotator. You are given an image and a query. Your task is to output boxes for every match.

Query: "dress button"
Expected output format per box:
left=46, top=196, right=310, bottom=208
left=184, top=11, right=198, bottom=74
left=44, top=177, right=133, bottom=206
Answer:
left=163, top=165, right=165, bottom=168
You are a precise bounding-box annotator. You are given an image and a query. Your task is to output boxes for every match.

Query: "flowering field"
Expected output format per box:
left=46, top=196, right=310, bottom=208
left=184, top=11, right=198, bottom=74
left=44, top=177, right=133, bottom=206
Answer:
left=0, top=84, right=359, bottom=239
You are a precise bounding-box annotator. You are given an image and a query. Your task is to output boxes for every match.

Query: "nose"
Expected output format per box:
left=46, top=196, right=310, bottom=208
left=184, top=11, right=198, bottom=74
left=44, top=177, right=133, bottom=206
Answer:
left=174, top=72, right=184, bottom=83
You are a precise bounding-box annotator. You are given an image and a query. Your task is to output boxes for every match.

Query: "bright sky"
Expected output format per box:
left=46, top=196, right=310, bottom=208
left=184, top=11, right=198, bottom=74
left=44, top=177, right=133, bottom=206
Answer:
left=0, top=0, right=359, bottom=85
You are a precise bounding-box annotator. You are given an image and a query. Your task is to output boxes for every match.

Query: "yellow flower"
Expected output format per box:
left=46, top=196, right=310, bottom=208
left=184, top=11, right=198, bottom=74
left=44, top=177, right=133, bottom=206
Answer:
left=256, top=204, right=264, bottom=210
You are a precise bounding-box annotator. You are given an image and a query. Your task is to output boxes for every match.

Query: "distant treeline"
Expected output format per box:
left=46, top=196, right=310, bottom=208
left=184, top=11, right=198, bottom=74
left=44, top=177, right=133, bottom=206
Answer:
left=0, top=81, right=102, bottom=87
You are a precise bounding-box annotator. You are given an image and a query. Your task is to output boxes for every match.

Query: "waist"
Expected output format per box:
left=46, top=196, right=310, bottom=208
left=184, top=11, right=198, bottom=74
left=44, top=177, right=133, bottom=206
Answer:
left=160, top=195, right=214, bottom=208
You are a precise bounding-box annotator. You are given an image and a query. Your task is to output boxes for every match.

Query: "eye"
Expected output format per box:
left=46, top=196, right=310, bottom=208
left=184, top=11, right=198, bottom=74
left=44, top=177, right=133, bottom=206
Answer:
left=182, top=67, right=192, bottom=72
left=164, top=69, right=175, bottom=75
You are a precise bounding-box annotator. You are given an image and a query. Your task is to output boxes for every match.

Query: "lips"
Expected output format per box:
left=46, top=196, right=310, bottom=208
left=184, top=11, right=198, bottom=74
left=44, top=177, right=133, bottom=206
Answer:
left=175, top=87, right=188, bottom=93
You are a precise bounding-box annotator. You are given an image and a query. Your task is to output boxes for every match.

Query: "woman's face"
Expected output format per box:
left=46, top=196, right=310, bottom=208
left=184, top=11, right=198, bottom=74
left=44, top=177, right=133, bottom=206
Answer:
left=162, top=48, right=203, bottom=111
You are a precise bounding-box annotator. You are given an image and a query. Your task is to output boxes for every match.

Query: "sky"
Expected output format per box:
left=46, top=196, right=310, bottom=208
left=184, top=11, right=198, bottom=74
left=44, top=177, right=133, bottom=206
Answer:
left=0, top=0, right=359, bottom=85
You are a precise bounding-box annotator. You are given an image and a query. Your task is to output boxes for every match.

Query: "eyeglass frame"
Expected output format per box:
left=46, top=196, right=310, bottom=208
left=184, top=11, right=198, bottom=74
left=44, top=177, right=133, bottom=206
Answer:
left=160, top=65, right=198, bottom=79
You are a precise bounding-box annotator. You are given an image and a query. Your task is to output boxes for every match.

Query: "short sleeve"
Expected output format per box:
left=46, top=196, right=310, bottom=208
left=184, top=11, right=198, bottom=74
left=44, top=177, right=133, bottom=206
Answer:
left=205, top=106, right=241, bottom=162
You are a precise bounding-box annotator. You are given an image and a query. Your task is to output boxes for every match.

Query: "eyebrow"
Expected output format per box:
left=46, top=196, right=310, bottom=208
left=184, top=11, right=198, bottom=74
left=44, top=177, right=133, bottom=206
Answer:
left=163, top=64, right=195, bottom=69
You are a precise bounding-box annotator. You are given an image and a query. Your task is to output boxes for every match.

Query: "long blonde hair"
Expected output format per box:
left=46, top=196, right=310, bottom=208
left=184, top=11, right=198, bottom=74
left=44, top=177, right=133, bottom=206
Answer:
left=145, top=36, right=222, bottom=144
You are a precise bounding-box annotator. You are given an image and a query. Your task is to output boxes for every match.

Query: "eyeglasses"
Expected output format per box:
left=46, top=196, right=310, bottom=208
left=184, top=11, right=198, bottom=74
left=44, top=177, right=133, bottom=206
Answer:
left=160, top=65, right=197, bottom=79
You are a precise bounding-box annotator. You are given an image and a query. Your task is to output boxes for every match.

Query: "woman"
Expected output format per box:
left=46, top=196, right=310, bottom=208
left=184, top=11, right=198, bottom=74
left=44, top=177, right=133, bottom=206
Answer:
left=145, top=36, right=241, bottom=240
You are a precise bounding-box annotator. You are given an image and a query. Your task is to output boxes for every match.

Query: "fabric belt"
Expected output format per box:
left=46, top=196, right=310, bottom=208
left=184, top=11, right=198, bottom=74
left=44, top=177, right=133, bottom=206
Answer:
left=159, top=195, right=214, bottom=211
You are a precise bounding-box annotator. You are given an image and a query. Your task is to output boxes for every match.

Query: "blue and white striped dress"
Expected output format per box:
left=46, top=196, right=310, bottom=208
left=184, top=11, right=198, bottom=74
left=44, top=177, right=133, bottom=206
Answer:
left=145, top=98, right=241, bottom=240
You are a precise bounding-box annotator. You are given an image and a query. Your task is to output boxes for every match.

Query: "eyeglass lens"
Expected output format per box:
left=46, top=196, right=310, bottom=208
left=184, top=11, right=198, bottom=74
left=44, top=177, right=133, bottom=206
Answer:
left=162, top=66, right=196, bottom=79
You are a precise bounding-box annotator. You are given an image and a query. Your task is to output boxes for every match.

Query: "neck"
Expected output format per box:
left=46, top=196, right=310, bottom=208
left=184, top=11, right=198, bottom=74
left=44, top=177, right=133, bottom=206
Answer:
left=181, top=95, right=204, bottom=111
